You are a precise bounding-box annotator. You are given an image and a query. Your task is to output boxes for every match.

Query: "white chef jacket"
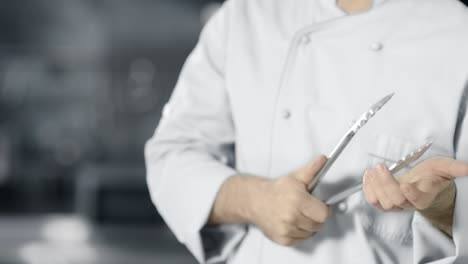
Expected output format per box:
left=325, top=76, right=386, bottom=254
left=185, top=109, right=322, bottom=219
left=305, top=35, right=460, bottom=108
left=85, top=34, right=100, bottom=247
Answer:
left=145, top=0, right=468, bottom=263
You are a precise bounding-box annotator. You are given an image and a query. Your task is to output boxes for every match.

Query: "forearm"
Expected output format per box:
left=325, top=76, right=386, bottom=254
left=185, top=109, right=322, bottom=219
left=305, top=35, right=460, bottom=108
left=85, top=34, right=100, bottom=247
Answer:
left=209, top=174, right=269, bottom=225
left=419, top=181, right=456, bottom=237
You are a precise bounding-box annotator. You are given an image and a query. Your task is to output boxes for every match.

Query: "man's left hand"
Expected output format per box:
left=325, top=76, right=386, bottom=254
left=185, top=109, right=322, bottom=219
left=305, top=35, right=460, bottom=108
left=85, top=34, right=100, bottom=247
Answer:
left=362, top=157, right=468, bottom=236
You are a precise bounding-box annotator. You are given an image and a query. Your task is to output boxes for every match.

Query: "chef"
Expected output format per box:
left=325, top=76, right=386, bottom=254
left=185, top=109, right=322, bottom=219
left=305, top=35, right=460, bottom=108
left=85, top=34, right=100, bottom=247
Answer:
left=145, top=0, right=468, bottom=263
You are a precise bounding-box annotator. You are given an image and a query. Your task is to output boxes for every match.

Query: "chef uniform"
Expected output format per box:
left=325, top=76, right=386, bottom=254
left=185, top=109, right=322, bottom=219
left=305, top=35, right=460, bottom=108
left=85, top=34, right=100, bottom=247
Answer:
left=145, top=0, right=468, bottom=263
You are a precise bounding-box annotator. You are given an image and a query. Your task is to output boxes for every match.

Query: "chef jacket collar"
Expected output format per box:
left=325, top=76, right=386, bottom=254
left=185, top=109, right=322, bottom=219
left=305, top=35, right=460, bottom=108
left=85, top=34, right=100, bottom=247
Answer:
left=320, top=0, right=389, bottom=18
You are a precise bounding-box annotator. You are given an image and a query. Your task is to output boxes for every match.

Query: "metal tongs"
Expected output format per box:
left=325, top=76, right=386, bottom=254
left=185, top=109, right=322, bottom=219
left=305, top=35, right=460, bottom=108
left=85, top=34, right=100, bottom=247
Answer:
left=308, top=93, right=394, bottom=193
left=325, top=141, right=433, bottom=204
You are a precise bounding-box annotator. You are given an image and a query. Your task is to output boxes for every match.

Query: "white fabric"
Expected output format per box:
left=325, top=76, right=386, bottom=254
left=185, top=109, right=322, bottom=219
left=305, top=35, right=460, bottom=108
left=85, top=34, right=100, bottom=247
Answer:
left=145, top=0, right=468, bottom=263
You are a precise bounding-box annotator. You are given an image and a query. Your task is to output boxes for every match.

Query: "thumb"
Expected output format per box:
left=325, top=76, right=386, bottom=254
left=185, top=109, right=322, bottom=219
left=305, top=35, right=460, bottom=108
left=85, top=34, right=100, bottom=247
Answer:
left=400, top=182, right=436, bottom=210
left=446, top=159, right=468, bottom=178
left=292, top=155, right=327, bottom=186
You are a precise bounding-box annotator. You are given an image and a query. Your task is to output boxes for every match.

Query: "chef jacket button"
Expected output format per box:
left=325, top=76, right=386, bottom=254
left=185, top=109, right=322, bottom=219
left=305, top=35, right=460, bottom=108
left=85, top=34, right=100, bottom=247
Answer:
left=369, top=42, right=384, bottom=51
left=337, top=202, right=348, bottom=213
left=282, top=109, right=291, bottom=119
left=301, top=34, right=311, bottom=45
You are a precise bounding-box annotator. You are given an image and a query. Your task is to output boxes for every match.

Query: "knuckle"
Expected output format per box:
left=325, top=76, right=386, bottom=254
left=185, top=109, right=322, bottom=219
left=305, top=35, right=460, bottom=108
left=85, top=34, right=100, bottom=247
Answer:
left=395, top=196, right=407, bottom=207
left=382, top=176, right=394, bottom=185
left=283, top=213, right=296, bottom=224
left=382, top=205, right=393, bottom=211
left=381, top=202, right=394, bottom=211
left=290, top=193, right=303, bottom=205
left=367, top=197, right=380, bottom=207
left=278, top=225, right=291, bottom=237
left=407, top=193, right=418, bottom=203
left=283, top=207, right=299, bottom=223
left=315, top=217, right=325, bottom=225
left=313, top=223, right=323, bottom=231
left=371, top=201, right=380, bottom=208
left=414, top=202, right=426, bottom=210
left=277, top=237, right=294, bottom=246
left=367, top=197, right=378, bottom=206
left=316, top=208, right=328, bottom=223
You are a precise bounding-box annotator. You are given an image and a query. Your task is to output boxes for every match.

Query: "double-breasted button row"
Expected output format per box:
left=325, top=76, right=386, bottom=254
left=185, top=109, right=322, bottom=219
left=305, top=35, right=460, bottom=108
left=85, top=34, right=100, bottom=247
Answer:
left=301, top=34, right=384, bottom=52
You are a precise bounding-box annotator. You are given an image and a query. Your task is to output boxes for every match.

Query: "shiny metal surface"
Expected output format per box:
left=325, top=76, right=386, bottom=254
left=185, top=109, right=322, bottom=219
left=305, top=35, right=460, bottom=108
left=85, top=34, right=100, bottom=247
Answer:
left=325, top=141, right=433, bottom=205
left=308, top=93, right=394, bottom=193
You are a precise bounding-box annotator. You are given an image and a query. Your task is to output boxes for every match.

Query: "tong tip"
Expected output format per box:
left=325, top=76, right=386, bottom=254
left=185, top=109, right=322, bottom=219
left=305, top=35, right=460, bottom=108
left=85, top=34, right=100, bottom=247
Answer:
left=371, top=92, right=395, bottom=112
left=413, top=140, right=434, bottom=160
left=382, top=92, right=395, bottom=104
left=423, top=140, right=434, bottom=150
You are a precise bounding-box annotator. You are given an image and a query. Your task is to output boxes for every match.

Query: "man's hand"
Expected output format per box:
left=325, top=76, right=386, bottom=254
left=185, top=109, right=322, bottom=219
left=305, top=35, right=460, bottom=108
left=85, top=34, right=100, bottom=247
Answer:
left=209, top=156, right=330, bottom=246
left=362, top=157, right=468, bottom=236
left=250, top=156, right=330, bottom=246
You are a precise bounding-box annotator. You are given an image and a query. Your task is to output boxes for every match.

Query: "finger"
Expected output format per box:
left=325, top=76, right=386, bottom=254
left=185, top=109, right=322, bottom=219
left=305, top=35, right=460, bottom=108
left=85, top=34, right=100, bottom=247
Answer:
left=296, top=213, right=322, bottom=233
left=386, top=207, right=405, bottom=212
left=414, top=177, right=450, bottom=195
left=300, top=195, right=330, bottom=224
left=425, top=158, right=468, bottom=180
left=293, top=155, right=327, bottom=186
left=400, top=183, right=436, bottom=210
left=276, top=236, right=307, bottom=247
left=375, top=164, right=413, bottom=209
left=368, top=166, right=395, bottom=211
left=445, top=159, right=468, bottom=179
left=363, top=169, right=381, bottom=208
left=282, top=224, right=313, bottom=239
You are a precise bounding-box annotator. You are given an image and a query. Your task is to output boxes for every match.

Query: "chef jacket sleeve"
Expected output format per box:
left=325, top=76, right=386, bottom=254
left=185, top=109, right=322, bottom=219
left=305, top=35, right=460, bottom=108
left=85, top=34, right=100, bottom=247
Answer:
left=412, top=81, right=468, bottom=264
left=144, top=2, right=247, bottom=263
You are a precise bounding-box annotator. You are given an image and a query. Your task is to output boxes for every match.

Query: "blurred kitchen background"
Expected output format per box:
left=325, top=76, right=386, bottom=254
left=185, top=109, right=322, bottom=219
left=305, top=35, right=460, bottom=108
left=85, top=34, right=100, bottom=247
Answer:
left=1, top=0, right=467, bottom=263
left=0, top=0, right=222, bottom=263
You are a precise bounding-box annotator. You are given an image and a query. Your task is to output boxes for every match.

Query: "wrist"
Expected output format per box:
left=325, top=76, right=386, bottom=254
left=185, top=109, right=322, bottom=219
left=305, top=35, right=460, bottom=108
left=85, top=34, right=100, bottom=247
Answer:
left=239, top=175, right=272, bottom=224
left=210, top=174, right=271, bottom=225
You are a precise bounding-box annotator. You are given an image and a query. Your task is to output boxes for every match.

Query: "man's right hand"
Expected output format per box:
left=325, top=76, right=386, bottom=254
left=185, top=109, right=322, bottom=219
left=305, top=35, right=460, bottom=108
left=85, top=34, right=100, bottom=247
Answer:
left=210, top=156, right=331, bottom=247
left=249, top=156, right=330, bottom=246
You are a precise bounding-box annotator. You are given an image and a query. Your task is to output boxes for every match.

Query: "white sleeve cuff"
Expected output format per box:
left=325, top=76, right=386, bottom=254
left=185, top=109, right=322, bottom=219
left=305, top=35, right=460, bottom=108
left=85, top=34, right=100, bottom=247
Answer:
left=147, top=150, right=246, bottom=263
